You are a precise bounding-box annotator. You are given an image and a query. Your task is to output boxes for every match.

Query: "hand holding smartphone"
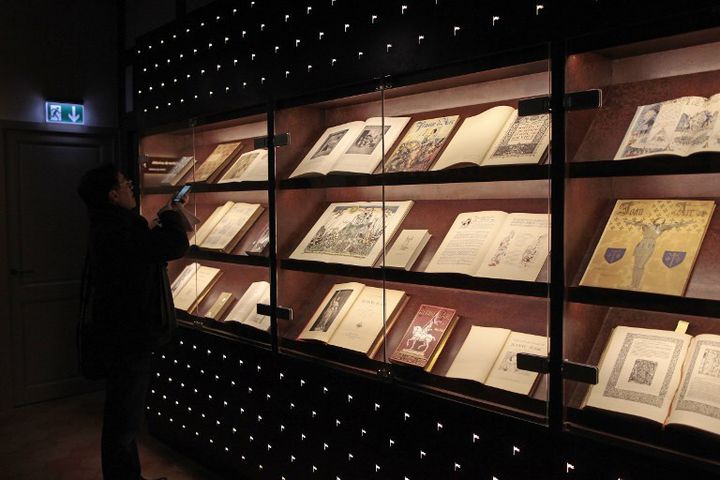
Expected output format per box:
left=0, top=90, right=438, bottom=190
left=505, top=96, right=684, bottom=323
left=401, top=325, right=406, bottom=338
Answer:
left=172, top=184, right=192, bottom=204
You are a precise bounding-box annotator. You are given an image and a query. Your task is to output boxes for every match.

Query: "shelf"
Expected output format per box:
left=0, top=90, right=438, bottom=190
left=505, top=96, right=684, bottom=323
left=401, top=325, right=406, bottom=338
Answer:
left=280, top=164, right=549, bottom=189
left=143, top=180, right=269, bottom=195
left=176, top=310, right=272, bottom=345
left=569, top=153, right=720, bottom=178
left=186, top=246, right=270, bottom=267
left=281, top=259, right=549, bottom=297
left=567, top=286, right=720, bottom=318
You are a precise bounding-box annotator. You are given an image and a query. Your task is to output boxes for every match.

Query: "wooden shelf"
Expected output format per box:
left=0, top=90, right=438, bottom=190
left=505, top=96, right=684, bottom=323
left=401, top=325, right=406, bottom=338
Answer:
left=176, top=310, right=272, bottom=345
left=281, top=258, right=549, bottom=297
left=569, top=154, right=720, bottom=178
left=280, top=164, right=549, bottom=189
left=567, top=286, right=720, bottom=318
left=143, top=180, right=269, bottom=195
left=186, top=246, right=270, bottom=267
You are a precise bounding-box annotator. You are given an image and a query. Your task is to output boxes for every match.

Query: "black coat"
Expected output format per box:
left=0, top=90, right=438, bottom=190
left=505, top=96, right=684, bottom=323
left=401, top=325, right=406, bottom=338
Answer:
left=85, top=205, right=189, bottom=357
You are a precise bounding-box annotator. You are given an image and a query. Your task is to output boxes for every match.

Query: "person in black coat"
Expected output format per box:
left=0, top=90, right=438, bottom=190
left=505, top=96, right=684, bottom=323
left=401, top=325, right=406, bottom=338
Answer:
left=77, top=164, right=189, bottom=480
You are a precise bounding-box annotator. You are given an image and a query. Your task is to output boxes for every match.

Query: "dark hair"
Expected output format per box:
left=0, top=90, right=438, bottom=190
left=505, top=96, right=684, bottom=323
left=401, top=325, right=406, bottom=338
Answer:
left=77, top=164, right=120, bottom=208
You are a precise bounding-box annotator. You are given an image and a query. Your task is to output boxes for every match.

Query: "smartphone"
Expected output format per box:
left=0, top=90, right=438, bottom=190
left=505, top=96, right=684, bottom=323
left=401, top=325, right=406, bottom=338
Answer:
left=172, top=184, right=192, bottom=204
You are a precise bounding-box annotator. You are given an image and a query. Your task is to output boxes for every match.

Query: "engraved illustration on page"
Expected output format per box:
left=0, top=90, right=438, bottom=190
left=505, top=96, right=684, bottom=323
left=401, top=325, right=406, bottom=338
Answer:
left=310, top=289, right=353, bottom=332
left=311, top=130, right=349, bottom=159
left=345, top=125, right=390, bottom=155
left=603, top=333, right=684, bottom=407
left=305, top=205, right=399, bottom=258
left=675, top=340, right=720, bottom=420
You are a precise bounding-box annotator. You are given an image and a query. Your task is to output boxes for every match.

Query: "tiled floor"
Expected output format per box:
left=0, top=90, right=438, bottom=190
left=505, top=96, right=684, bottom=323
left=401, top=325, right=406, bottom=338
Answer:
left=0, top=391, right=223, bottom=480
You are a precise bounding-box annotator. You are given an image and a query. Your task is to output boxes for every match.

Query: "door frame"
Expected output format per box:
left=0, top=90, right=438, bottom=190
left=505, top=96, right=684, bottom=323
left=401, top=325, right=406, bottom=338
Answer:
left=0, top=120, right=117, bottom=409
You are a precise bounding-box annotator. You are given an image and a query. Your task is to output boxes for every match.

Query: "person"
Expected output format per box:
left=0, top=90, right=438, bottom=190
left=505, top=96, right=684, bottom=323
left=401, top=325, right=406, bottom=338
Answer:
left=77, top=164, right=189, bottom=480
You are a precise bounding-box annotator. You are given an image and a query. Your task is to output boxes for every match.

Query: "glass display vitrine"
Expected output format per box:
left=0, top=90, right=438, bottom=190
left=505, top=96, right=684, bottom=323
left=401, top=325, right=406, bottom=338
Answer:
left=139, top=112, right=273, bottom=346
left=563, top=27, right=720, bottom=466
left=274, top=48, right=553, bottom=422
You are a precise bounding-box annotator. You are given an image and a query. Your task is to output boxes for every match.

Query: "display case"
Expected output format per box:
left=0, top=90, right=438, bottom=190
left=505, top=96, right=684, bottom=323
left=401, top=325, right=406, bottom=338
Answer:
left=273, top=51, right=552, bottom=422
left=563, top=27, right=720, bottom=466
left=139, top=111, right=273, bottom=346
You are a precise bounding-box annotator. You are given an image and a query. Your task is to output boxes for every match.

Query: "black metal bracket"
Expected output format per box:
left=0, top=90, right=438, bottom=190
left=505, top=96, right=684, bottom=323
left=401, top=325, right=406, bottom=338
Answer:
left=516, top=353, right=550, bottom=374
left=564, top=89, right=602, bottom=111
left=517, top=89, right=601, bottom=116
left=518, top=96, right=550, bottom=116
left=562, top=361, right=599, bottom=385
left=254, top=133, right=291, bottom=149
left=257, top=303, right=293, bottom=321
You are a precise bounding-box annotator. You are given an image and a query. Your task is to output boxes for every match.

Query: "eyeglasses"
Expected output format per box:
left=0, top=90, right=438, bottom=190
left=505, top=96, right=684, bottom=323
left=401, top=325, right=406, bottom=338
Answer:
left=117, top=178, right=134, bottom=190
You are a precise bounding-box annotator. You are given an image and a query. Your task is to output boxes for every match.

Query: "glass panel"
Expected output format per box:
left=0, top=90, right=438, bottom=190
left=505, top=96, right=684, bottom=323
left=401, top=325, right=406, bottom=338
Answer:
left=564, top=27, right=720, bottom=463
left=379, top=50, right=552, bottom=423
left=274, top=88, right=387, bottom=372
left=275, top=44, right=552, bottom=423
left=139, top=112, right=272, bottom=347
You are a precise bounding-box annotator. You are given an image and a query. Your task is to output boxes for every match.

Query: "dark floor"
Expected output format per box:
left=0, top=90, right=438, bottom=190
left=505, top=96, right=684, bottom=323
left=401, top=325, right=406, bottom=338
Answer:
left=0, top=391, right=223, bottom=480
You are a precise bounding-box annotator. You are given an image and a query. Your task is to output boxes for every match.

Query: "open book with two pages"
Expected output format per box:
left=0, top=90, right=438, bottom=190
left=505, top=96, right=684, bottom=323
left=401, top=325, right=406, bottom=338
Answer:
left=190, top=201, right=264, bottom=253
left=426, top=211, right=550, bottom=282
left=584, top=325, right=720, bottom=437
left=615, top=94, right=720, bottom=160
left=289, top=107, right=549, bottom=177
left=297, top=282, right=408, bottom=357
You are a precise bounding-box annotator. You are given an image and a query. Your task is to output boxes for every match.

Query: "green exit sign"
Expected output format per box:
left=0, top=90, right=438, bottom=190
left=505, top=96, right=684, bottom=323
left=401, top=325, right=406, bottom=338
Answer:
left=45, top=102, right=84, bottom=125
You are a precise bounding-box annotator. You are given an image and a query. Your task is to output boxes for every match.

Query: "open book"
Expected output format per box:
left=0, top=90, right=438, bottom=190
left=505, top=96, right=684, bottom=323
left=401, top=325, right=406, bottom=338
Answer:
left=159, top=155, right=194, bottom=186
left=171, top=263, right=222, bottom=312
left=446, top=326, right=548, bottom=395
left=217, top=149, right=268, bottom=183
left=390, top=305, right=458, bottom=371
left=580, top=199, right=715, bottom=296
left=190, top=202, right=264, bottom=253
left=298, top=282, right=407, bottom=356
left=289, top=117, right=410, bottom=178
left=289, top=201, right=414, bottom=267
left=615, top=94, right=720, bottom=160
left=431, top=107, right=549, bottom=170
left=224, top=281, right=271, bottom=331
left=383, top=116, right=459, bottom=173
left=425, top=211, right=550, bottom=281
left=193, top=141, right=243, bottom=183
left=583, top=325, right=720, bottom=436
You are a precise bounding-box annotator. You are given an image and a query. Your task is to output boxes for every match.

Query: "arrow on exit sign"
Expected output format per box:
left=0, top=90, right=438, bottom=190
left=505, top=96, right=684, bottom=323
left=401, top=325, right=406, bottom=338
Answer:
left=45, top=102, right=85, bottom=125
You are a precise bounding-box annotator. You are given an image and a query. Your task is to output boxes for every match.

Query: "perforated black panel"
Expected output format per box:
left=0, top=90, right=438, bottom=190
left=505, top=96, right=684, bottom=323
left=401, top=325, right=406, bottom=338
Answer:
left=147, top=328, right=717, bottom=480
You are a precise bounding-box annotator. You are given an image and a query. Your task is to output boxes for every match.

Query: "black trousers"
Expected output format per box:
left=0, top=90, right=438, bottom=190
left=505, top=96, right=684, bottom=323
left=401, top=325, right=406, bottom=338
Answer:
left=101, top=352, right=152, bottom=480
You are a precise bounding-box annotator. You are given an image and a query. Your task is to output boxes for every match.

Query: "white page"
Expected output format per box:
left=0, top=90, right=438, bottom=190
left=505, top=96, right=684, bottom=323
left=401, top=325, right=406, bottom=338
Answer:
left=170, top=262, right=200, bottom=297
left=327, top=287, right=405, bottom=354
left=585, top=326, right=691, bottom=424
left=298, top=282, right=365, bottom=343
left=431, top=107, right=514, bottom=170
left=290, top=201, right=414, bottom=267
left=425, top=211, right=508, bottom=276
left=240, top=281, right=272, bottom=331
left=173, top=265, right=221, bottom=311
left=217, top=149, right=268, bottom=183
left=190, top=201, right=234, bottom=246
left=225, top=281, right=269, bottom=325
left=331, top=117, right=411, bottom=174
left=485, top=332, right=548, bottom=395
left=289, top=122, right=365, bottom=177
left=200, top=203, right=262, bottom=251
left=475, top=213, right=550, bottom=281
left=706, top=93, right=720, bottom=152
left=445, top=326, right=511, bottom=383
left=482, top=112, right=550, bottom=166
left=667, top=334, right=720, bottom=435
left=385, top=229, right=431, bottom=270
left=160, top=155, right=194, bottom=186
